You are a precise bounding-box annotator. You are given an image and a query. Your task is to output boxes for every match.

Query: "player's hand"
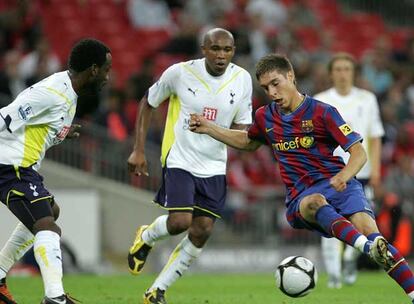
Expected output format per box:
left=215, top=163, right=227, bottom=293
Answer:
left=330, top=174, right=347, bottom=192
left=67, top=124, right=81, bottom=139
left=127, top=150, right=149, bottom=176
left=189, top=113, right=210, bottom=134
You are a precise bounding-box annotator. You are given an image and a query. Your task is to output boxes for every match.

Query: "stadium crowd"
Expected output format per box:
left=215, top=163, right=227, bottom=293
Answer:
left=0, top=0, right=413, bottom=253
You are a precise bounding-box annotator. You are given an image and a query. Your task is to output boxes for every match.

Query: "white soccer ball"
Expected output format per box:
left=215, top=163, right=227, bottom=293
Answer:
left=275, top=256, right=318, bottom=297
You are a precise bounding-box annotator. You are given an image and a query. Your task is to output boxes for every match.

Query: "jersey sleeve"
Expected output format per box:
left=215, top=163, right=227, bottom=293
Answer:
left=324, top=105, right=362, bottom=151
left=147, top=63, right=180, bottom=108
left=368, top=94, right=385, bottom=138
left=0, top=86, right=59, bottom=133
left=247, top=106, right=267, bottom=144
left=233, top=71, right=253, bottom=125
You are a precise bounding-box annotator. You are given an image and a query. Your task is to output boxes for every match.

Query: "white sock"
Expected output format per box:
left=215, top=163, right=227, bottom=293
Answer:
left=142, top=215, right=169, bottom=247
left=321, top=237, right=342, bottom=280
left=34, top=231, right=64, bottom=298
left=408, top=290, right=414, bottom=301
left=150, top=235, right=202, bottom=291
left=354, top=235, right=370, bottom=253
left=343, top=244, right=359, bottom=262
left=0, top=222, right=34, bottom=279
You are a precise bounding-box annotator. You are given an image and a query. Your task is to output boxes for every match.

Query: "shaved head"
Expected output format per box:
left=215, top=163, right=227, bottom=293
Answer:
left=202, top=28, right=234, bottom=47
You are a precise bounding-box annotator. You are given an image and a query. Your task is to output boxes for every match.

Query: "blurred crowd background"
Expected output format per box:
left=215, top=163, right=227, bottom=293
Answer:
left=0, top=0, right=413, bottom=256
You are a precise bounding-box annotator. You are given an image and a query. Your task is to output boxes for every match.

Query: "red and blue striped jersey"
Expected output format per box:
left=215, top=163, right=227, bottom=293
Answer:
left=248, top=95, right=362, bottom=203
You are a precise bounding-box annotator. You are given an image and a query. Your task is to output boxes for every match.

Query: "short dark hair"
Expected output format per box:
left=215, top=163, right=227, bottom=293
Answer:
left=327, top=52, right=356, bottom=73
left=68, top=38, right=111, bottom=73
left=255, top=54, right=294, bottom=80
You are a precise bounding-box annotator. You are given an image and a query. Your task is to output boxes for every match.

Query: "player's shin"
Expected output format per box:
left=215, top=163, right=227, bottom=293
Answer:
left=149, top=235, right=202, bottom=291
left=0, top=222, right=34, bottom=279
left=34, top=231, right=64, bottom=298
left=142, top=215, right=169, bottom=246
left=315, top=205, right=371, bottom=254
left=368, top=233, right=414, bottom=301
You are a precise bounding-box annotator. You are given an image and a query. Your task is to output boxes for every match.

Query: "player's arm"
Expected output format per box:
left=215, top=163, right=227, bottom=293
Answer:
left=0, top=114, right=6, bottom=132
left=230, top=122, right=249, bottom=131
left=368, top=136, right=382, bottom=187
left=127, top=94, right=155, bottom=176
left=330, top=142, right=367, bottom=192
left=189, top=114, right=261, bottom=151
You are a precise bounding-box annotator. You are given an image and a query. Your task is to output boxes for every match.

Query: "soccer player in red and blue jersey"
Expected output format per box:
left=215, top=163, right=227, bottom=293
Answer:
left=189, top=53, right=414, bottom=303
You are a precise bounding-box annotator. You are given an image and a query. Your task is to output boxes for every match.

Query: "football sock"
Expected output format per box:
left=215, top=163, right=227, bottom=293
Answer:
left=34, top=230, right=64, bottom=298
left=142, top=215, right=169, bottom=247
left=321, top=237, right=342, bottom=282
left=315, top=205, right=370, bottom=254
left=343, top=244, right=359, bottom=262
left=368, top=233, right=414, bottom=300
left=150, top=235, right=202, bottom=291
left=0, top=222, right=34, bottom=280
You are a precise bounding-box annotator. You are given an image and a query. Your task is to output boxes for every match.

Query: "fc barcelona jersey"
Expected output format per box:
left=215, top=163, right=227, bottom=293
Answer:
left=248, top=95, right=362, bottom=203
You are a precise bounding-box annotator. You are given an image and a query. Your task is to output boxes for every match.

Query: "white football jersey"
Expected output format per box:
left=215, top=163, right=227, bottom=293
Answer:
left=0, top=71, right=77, bottom=170
left=148, top=58, right=253, bottom=177
left=314, top=87, right=384, bottom=179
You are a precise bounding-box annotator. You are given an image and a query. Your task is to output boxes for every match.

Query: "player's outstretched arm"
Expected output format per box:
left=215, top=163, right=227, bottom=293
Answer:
left=189, top=113, right=261, bottom=151
left=127, top=96, right=154, bottom=176
left=330, top=142, right=367, bottom=192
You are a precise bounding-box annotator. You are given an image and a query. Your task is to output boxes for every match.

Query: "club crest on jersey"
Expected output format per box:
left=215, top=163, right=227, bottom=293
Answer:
left=18, top=103, right=33, bottom=121
left=203, top=107, right=217, bottom=121
left=229, top=90, right=236, bottom=104
left=301, top=120, right=314, bottom=133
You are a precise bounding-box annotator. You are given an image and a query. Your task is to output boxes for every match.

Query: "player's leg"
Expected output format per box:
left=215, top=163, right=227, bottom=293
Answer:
left=147, top=213, right=213, bottom=293
left=128, top=168, right=195, bottom=276
left=299, top=193, right=372, bottom=255
left=321, top=236, right=343, bottom=288
left=350, top=212, right=414, bottom=302
left=0, top=200, right=60, bottom=304
left=6, top=166, right=74, bottom=303
left=143, top=173, right=225, bottom=303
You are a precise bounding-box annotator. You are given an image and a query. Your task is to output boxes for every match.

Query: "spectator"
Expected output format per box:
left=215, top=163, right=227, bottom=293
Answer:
left=0, top=50, right=25, bottom=106
left=18, top=37, right=60, bottom=84
left=127, top=0, right=173, bottom=29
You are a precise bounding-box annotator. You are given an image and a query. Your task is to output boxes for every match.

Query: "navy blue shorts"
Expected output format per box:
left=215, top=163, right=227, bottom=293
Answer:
left=154, top=167, right=227, bottom=218
left=0, top=164, right=54, bottom=229
left=286, top=178, right=374, bottom=236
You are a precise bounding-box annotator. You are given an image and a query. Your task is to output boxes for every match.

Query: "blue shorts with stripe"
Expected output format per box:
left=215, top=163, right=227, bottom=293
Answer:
left=0, top=164, right=54, bottom=228
left=154, top=167, right=226, bottom=218
left=286, top=178, right=374, bottom=235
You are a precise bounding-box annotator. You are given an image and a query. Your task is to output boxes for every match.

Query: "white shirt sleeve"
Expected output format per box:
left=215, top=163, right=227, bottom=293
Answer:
left=0, top=86, right=58, bottom=133
left=368, top=93, right=385, bottom=138
left=233, top=71, right=253, bottom=125
left=147, top=63, right=181, bottom=108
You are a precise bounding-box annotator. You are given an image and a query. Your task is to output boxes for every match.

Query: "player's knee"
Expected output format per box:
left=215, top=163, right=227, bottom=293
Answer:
left=32, top=216, right=61, bottom=236
left=167, top=213, right=192, bottom=235
left=301, top=194, right=328, bottom=216
left=190, top=222, right=213, bottom=239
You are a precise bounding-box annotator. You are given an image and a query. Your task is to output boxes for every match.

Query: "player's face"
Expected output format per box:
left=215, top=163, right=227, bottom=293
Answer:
left=202, top=36, right=235, bottom=76
left=331, top=59, right=354, bottom=90
left=259, top=70, right=297, bottom=112
left=88, top=52, right=112, bottom=92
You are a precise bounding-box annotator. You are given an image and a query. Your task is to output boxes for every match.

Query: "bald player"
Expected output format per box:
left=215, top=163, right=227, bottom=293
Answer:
left=127, top=28, right=253, bottom=304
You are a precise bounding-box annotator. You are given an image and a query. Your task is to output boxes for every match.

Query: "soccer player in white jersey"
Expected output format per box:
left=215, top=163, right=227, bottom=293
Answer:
left=0, top=39, right=111, bottom=304
left=314, top=52, right=384, bottom=288
left=127, top=28, right=252, bottom=304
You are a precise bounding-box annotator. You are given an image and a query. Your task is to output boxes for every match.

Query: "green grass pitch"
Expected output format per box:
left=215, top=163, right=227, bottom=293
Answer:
left=7, top=272, right=408, bottom=304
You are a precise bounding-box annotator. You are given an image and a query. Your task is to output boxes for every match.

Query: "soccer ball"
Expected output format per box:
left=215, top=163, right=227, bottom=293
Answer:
left=275, top=256, right=318, bottom=297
